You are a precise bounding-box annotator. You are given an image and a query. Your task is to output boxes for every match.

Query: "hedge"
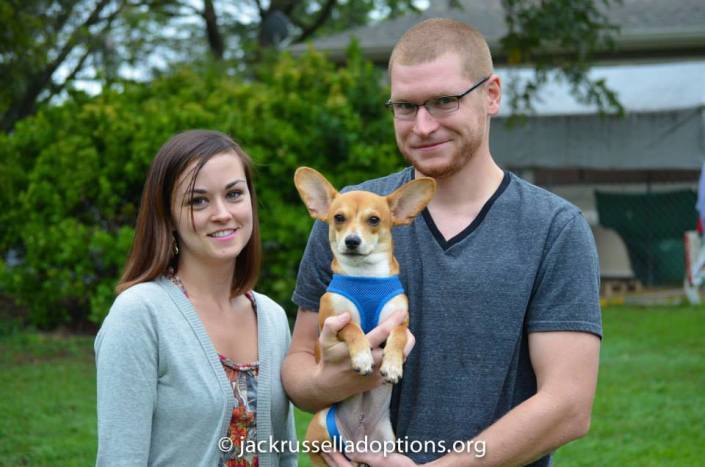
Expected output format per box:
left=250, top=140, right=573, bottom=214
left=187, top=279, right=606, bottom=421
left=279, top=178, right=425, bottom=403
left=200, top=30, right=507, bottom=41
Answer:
left=0, top=46, right=404, bottom=328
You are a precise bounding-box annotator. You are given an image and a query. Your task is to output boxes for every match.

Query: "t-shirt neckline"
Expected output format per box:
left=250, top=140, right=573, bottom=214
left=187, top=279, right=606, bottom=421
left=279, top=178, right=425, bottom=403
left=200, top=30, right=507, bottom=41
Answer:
left=413, top=170, right=511, bottom=251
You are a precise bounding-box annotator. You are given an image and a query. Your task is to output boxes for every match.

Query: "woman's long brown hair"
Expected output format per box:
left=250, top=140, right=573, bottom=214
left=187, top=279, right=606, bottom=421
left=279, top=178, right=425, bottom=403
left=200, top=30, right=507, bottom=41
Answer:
left=116, top=130, right=261, bottom=297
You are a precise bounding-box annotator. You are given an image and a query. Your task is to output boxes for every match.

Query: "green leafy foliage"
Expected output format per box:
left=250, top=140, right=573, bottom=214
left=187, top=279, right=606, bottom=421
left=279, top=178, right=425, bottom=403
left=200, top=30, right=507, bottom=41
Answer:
left=0, top=0, right=424, bottom=132
left=500, top=0, right=623, bottom=119
left=0, top=45, right=402, bottom=328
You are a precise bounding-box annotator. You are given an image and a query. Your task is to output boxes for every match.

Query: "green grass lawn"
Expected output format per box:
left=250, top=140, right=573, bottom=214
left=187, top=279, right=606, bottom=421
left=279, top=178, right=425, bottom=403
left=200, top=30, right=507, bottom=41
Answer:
left=0, top=333, right=97, bottom=466
left=553, top=306, right=705, bottom=466
left=1, top=306, right=703, bottom=466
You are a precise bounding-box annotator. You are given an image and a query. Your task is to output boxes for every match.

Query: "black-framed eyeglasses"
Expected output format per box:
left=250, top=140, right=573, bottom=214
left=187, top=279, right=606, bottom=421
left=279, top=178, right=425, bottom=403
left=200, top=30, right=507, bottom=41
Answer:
left=385, top=76, right=491, bottom=120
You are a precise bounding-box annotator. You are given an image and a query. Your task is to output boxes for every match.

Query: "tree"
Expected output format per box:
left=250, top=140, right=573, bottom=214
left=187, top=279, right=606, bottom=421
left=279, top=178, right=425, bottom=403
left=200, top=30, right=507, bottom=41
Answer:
left=0, top=46, right=401, bottom=327
left=0, top=0, right=129, bottom=132
left=0, top=0, right=424, bottom=132
left=501, top=0, right=623, bottom=116
left=139, top=1, right=426, bottom=63
left=166, top=0, right=625, bottom=115
left=1, top=0, right=623, bottom=133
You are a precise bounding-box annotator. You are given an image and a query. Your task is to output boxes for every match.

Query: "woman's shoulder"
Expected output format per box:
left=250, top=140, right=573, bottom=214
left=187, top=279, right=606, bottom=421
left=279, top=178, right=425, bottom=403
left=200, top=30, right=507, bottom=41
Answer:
left=251, top=292, right=289, bottom=325
left=103, top=279, right=175, bottom=327
left=116, top=279, right=167, bottom=298
left=96, top=279, right=176, bottom=351
left=94, top=278, right=191, bottom=369
left=113, top=279, right=171, bottom=310
left=250, top=292, right=292, bottom=356
left=250, top=291, right=284, bottom=314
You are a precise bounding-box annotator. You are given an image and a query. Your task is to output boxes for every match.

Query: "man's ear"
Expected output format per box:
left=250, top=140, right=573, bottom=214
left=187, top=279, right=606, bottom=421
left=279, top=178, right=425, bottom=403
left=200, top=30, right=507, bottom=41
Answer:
left=294, top=167, right=339, bottom=221
left=487, top=74, right=501, bottom=116
left=387, top=178, right=436, bottom=225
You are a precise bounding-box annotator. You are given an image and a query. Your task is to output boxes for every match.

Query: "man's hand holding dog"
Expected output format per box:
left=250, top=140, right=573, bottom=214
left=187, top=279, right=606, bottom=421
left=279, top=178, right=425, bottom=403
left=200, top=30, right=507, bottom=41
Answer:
left=314, top=310, right=415, bottom=404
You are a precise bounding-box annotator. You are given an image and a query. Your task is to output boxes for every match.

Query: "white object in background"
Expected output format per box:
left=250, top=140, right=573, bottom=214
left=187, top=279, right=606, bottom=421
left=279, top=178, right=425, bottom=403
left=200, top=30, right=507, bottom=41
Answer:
left=591, top=226, right=635, bottom=279
left=683, top=230, right=705, bottom=304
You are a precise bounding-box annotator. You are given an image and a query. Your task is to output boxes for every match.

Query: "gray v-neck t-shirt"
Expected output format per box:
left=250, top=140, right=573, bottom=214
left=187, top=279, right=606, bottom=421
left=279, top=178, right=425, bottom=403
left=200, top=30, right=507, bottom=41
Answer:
left=293, top=167, right=602, bottom=466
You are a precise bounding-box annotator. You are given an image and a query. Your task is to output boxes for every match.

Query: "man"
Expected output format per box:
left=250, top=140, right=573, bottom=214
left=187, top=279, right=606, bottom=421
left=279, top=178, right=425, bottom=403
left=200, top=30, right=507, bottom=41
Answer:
left=282, top=18, right=601, bottom=466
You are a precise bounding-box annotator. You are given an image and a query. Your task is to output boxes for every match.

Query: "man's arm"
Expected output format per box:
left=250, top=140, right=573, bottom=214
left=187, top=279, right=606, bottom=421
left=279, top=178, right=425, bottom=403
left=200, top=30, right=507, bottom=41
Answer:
left=437, top=331, right=599, bottom=466
left=346, top=330, right=600, bottom=467
left=281, top=308, right=412, bottom=412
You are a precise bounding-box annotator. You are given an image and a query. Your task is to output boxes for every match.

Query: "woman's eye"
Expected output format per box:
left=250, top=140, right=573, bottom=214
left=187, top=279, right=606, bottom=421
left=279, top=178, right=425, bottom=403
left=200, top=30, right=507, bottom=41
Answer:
left=227, top=190, right=243, bottom=200
left=189, top=196, right=208, bottom=207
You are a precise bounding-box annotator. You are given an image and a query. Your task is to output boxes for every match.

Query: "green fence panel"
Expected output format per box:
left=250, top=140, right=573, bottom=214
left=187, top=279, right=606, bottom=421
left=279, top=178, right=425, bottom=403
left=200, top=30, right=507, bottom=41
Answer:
left=595, top=190, right=697, bottom=285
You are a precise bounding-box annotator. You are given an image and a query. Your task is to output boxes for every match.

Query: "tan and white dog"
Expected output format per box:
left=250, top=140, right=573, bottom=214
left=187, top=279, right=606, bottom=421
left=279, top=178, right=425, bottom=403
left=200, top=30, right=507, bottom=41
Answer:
left=294, top=167, right=435, bottom=466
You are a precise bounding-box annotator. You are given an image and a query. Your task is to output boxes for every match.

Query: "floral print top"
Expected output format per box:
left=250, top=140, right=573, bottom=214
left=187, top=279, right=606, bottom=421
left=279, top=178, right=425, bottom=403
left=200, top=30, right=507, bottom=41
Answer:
left=167, top=272, right=259, bottom=467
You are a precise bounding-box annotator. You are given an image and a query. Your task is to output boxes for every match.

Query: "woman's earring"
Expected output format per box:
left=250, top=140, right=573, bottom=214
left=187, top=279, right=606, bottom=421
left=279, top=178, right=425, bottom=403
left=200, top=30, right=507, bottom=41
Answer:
left=172, top=236, right=179, bottom=256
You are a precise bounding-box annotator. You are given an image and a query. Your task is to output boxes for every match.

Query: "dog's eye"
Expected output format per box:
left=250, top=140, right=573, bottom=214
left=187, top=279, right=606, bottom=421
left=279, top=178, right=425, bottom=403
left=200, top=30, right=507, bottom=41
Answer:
left=368, top=216, right=380, bottom=226
left=334, top=214, right=346, bottom=224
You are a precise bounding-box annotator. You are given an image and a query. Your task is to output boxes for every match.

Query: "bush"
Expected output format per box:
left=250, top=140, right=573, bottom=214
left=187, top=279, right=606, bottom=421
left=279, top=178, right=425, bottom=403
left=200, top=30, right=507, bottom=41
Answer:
left=0, top=46, right=403, bottom=328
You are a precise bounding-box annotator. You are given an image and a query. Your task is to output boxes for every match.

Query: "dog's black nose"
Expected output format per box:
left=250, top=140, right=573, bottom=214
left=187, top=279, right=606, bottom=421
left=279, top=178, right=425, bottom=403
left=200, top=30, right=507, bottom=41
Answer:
left=345, top=235, right=361, bottom=249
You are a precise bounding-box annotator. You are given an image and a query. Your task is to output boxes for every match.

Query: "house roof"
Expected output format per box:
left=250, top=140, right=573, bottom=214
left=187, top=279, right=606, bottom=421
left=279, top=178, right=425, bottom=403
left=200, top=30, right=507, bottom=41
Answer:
left=289, top=0, right=705, bottom=64
left=491, top=59, right=705, bottom=170
left=497, top=59, right=705, bottom=116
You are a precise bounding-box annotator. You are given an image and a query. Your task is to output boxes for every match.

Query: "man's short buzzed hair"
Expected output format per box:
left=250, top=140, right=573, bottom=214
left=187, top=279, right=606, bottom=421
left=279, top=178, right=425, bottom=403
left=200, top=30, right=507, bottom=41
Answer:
left=388, top=18, right=494, bottom=81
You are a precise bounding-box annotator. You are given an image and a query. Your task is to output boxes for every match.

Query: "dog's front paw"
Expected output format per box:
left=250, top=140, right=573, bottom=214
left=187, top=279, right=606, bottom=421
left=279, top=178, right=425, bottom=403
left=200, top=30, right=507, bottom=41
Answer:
left=380, top=359, right=403, bottom=384
left=350, top=349, right=374, bottom=375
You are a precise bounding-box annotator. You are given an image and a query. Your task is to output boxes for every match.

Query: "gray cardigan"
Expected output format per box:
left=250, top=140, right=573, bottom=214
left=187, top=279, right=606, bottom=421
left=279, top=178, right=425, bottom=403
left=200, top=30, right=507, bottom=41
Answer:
left=95, top=277, right=297, bottom=466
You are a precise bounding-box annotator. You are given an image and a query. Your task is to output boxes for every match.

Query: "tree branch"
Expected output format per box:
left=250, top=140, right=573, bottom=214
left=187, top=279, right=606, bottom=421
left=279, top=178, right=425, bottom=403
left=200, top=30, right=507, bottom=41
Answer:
left=49, top=1, right=78, bottom=38
left=294, top=0, right=337, bottom=43
left=269, top=0, right=297, bottom=16
left=255, top=0, right=265, bottom=18
left=1, top=0, right=121, bottom=132
left=48, top=0, right=129, bottom=99
left=43, top=45, right=94, bottom=101
left=46, top=2, right=128, bottom=99
left=41, top=0, right=115, bottom=91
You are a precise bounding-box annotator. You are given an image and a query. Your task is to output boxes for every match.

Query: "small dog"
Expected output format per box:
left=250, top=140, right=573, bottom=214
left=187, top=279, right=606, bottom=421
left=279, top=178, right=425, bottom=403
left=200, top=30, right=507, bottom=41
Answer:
left=294, top=167, right=435, bottom=466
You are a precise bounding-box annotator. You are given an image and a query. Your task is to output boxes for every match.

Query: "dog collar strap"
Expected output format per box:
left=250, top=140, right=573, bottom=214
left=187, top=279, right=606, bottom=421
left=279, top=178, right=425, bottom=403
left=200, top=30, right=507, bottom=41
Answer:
left=326, top=403, right=344, bottom=450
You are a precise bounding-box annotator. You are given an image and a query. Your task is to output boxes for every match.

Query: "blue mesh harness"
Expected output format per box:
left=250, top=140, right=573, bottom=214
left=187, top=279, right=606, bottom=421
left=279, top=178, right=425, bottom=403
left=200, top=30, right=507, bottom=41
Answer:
left=325, top=274, right=404, bottom=334
left=326, top=404, right=345, bottom=451
left=324, top=274, right=405, bottom=442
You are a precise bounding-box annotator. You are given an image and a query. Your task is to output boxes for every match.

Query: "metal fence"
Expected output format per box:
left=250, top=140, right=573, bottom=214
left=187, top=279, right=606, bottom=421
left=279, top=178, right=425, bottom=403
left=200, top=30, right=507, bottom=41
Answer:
left=521, top=168, right=700, bottom=293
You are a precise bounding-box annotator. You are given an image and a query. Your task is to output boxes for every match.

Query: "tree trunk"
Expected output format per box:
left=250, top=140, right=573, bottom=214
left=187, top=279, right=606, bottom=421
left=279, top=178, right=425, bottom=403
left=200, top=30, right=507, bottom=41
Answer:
left=203, top=0, right=224, bottom=60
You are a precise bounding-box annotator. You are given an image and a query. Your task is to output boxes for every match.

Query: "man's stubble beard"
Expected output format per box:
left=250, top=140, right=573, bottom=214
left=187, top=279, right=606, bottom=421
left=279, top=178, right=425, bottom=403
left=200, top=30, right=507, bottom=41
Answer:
left=403, top=136, right=480, bottom=180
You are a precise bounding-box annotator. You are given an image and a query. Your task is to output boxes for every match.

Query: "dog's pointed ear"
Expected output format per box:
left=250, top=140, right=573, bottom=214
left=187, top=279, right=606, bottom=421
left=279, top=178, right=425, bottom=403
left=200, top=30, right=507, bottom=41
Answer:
left=294, top=167, right=339, bottom=221
left=387, top=177, right=436, bottom=225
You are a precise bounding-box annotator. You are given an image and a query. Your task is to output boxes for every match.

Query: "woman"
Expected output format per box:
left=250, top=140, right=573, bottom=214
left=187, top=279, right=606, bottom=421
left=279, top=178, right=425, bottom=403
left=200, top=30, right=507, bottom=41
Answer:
left=95, top=130, right=296, bottom=466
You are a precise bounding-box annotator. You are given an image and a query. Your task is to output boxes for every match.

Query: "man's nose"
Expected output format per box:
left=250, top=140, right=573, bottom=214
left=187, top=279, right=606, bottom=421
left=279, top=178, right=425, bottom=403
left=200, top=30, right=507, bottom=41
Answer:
left=413, top=106, right=440, bottom=136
